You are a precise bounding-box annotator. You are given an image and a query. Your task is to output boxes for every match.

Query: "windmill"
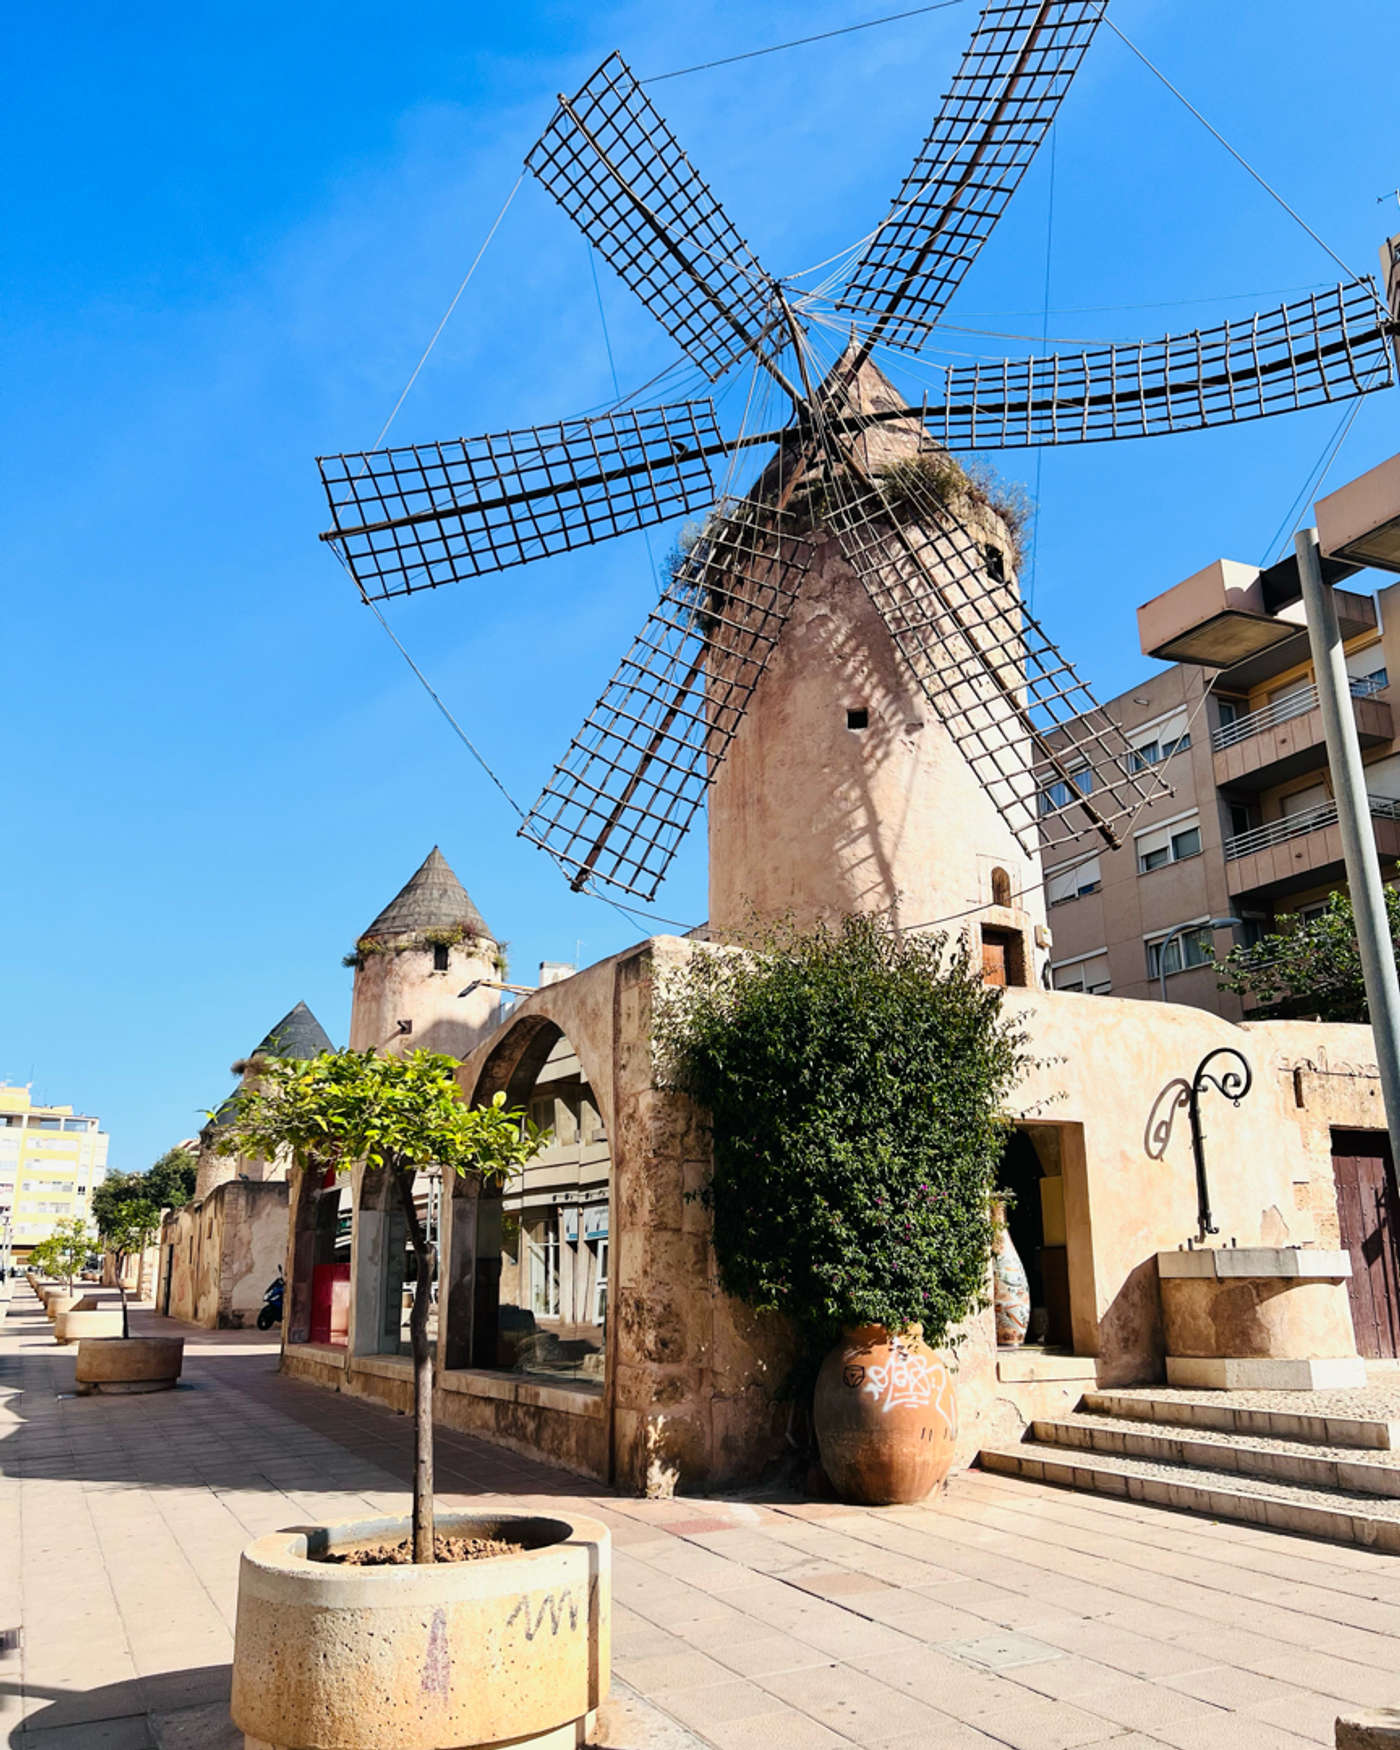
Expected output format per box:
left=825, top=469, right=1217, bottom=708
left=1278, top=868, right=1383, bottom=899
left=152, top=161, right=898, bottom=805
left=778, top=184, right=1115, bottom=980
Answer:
left=317, top=1, right=1395, bottom=908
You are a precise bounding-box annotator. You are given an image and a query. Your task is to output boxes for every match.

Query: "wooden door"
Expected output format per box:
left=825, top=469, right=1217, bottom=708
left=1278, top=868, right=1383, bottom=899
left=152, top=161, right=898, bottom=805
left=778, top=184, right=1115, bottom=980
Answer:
left=1332, top=1130, right=1400, bottom=1359
left=982, top=938, right=1008, bottom=987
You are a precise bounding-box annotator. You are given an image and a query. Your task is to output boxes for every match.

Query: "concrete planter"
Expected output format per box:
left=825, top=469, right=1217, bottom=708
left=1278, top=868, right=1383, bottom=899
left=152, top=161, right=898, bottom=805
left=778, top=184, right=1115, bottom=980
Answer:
left=56, top=1307, right=123, bottom=1345
left=74, top=1336, right=184, bottom=1395
left=44, top=1291, right=85, bottom=1322
left=231, top=1510, right=611, bottom=1750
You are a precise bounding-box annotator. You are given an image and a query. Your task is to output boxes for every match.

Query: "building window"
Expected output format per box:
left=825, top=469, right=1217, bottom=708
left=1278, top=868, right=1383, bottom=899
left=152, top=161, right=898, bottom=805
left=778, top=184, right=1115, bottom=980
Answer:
left=432, top=943, right=449, bottom=972
left=846, top=707, right=869, bottom=731
left=984, top=543, right=1006, bottom=583
left=990, top=867, right=1012, bottom=908
left=1038, top=766, right=1094, bottom=815
left=1052, top=952, right=1111, bottom=995
left=1046, top=855, right=1101, bottom=907
left=1136, top=818, right=1202, bottom=874
left=527, top=1216, right=561, bottom=1319
left=1146, top=927, right=1214, bottom=979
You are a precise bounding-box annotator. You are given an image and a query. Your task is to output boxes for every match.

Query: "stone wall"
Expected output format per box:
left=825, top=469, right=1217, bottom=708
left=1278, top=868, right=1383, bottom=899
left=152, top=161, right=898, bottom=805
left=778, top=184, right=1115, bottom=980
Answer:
left=158, top=1181, right=288, bottom=1328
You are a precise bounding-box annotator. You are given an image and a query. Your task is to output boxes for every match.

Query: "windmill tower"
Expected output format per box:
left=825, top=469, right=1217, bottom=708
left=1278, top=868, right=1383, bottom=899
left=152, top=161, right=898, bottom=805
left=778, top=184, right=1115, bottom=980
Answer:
left=196, top=1000, right=333, bottom=1199
left=317, top=4, right=1395, bottom=945
left=348, top=846, right=501, bottom=1056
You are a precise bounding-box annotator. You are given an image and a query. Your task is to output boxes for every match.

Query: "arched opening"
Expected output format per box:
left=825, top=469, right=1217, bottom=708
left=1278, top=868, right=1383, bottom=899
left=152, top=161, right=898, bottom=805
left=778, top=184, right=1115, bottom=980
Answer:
left=990, top=866, right=1012, bottom=908
left=446, top=1016, right=610, bottom=1387
left=354, top=1166, right=439, bottom=1357
left=289, top=1166, right=352, bottom=1348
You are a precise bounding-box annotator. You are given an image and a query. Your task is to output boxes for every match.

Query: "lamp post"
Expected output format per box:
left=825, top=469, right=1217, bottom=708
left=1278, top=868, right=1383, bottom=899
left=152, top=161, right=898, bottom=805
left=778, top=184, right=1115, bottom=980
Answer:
left=1159, top=917, right=1244, bottom=1005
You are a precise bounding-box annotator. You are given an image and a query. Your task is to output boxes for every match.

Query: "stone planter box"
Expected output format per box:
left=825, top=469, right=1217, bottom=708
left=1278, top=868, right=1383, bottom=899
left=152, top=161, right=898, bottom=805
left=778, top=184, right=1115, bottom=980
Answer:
left=231, top=1510, right=610, bottom=1750
left=74, top=1336, right=185, bottom=1395
left=56, top=1306, right=123, bottom=1345
left=44, top=1291, right=85, bottom=1322
left=1158, top=1247, right=1365, bottom=1389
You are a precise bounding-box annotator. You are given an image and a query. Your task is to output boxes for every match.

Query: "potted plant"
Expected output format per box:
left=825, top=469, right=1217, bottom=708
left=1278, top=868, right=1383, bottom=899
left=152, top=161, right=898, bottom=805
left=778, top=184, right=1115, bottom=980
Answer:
left=30, top=1220, right=95, bottom=1324
left=217, top=1047, right=611, bottom=1750
left=659, top=914, right=1025, bottom=1506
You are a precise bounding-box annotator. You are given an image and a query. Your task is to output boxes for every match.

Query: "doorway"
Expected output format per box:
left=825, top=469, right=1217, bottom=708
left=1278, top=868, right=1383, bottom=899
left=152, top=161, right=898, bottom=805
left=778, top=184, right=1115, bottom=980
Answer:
left=1332, top=1129, right=1400, bottom=1359
left=996, top=1128, right=1072, bottom=1349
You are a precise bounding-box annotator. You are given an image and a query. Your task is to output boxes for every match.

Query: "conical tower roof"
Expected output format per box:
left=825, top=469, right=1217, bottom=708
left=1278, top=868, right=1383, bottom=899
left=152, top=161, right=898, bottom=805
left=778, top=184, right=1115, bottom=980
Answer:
left=252, top=1000, right=333, bottom=1060
left=359, top=846, right=493, bottom=944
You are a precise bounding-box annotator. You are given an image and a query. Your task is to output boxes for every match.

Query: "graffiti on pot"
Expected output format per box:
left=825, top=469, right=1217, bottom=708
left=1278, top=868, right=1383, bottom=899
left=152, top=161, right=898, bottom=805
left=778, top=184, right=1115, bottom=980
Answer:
left=507, top=1588, right=580, bottom=1640
left=860, top=1345, right=935, bottom=1414
left=421, top=1607, right=450, bottom=1697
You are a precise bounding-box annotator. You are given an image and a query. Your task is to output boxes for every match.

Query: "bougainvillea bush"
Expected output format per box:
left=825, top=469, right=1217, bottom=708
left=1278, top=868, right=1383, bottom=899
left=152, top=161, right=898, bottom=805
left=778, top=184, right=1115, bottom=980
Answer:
left=656, top=914, right=1025, bottom=1350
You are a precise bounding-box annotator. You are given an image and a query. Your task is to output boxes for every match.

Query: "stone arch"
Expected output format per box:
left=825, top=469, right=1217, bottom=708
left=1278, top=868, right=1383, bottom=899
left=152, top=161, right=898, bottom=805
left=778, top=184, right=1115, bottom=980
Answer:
left=445, top=1010, right=612, bottom=1380
left=352, top=1164, right=423, bottom=1358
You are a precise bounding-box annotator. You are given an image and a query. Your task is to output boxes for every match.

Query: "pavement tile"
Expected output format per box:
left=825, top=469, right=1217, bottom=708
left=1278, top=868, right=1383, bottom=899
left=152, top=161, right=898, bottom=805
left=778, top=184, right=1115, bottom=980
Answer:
left=648, top=1675, right=782, bottom=1729
left=697, top=1708, right=855, bottom=1750
left=758, top=1661, right=968, bottom=1739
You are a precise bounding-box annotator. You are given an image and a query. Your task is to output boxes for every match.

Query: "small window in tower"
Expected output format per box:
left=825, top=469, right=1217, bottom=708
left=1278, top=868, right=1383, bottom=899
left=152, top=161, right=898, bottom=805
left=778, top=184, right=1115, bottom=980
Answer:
left=433, top=943, right=449, bottom=972
left=984, top=544, right=1006, bottom=583
left=990, top=867, right=1012, bottom=908
left=847, top=708, right=869, bottom=731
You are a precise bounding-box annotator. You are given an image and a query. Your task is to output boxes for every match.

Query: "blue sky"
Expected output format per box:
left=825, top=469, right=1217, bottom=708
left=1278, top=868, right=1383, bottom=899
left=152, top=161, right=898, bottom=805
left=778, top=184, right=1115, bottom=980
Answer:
left=3, top=0, right=1398, bottom=1171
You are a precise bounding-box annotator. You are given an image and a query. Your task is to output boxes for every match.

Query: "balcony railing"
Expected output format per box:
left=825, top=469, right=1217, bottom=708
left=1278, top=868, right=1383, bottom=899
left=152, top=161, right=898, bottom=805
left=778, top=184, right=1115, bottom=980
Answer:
left=1211, top=672, right=1387, bottom=752
left=1224, top=794, right=1400, bottom=862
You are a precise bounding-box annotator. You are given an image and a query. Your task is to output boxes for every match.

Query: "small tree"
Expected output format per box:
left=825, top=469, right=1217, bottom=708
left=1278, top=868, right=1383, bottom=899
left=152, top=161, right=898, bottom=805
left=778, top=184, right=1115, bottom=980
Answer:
left=92, top=1147, right=196, bottom=1237
left=656, top=915, right=1026, bottom=1361
left=1214, top=888, right=1400, bottom=1022
left=220, top=1047, right=545, bottom=1562
left=97, top=1197, right=161, bottom=1336
left=30, top=1218, right=93, bottom=1292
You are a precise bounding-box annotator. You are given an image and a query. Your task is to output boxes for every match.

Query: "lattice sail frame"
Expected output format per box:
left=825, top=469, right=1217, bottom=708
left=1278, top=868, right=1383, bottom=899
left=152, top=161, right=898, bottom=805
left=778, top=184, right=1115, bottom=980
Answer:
left=318, top=400, right=726, bottom=600
left=519, top=500, right=814, bottom=899
left=839, top=0, right=1108, bottom=351
left=526, top=52, right=785, bottom=383
left=821, top=455, right=1170, bottom=857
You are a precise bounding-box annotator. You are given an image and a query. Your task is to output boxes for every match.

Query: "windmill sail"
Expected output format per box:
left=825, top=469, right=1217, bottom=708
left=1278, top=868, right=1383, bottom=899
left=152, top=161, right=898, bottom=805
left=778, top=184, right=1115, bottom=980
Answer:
left=825, top=464, right=1169, bottom=855
left=520, top=502, right=812, bottom=898
left=526, top=53, right=784, bottom=383
left=318, top=400, right=727, bottom=599
left=839, top=0, right=1107, bottom=351
left=929, top=281, right=1394, bottom=448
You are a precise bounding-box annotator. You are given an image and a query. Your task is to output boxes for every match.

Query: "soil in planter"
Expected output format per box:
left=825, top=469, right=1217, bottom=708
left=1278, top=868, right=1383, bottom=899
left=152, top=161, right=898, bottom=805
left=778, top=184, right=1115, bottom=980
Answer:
left=324, top=1535, right=521, bottom=1566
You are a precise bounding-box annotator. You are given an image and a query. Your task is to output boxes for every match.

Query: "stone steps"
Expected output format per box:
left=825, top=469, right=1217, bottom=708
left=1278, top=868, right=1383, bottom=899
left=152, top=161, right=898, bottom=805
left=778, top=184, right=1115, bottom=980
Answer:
left=979, top=1386, right=1400, bottom=1550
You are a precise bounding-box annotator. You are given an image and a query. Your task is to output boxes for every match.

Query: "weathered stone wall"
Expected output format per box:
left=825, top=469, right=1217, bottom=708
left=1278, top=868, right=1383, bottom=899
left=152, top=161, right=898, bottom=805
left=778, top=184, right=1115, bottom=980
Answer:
left=156, top=1181, right=288, bottom=1329
left=349, top=936, right=501, bottom=1059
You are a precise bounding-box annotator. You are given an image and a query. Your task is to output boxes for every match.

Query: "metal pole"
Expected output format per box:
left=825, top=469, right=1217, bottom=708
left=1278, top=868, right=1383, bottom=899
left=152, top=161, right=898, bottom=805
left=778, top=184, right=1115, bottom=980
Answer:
left=1296, top=526, right=1400, bottom=1166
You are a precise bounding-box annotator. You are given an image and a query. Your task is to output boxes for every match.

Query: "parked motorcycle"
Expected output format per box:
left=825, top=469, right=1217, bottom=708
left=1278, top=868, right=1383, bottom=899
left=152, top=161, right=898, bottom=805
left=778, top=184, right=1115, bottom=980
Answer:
left=256, top=1274, right=284, bottom=1331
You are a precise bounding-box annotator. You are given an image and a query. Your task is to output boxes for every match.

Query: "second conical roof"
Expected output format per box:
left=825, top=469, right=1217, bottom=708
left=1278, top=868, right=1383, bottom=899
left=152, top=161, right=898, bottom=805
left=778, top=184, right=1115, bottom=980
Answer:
left=359, top=846, right=493, bottom=944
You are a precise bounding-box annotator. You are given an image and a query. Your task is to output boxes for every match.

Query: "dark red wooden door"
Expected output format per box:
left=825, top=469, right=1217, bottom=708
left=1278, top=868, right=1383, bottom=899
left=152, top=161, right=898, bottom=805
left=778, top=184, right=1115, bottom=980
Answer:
left=1332, top=1130, right=1400, bottom=1360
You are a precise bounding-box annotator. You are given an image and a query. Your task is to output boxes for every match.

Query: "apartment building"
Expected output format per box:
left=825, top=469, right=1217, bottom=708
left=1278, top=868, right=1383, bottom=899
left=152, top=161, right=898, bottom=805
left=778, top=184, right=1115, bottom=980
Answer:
left=1041, top=575, right=1400, bottom=1018
left=0, top=1084, right=110, bottom=1258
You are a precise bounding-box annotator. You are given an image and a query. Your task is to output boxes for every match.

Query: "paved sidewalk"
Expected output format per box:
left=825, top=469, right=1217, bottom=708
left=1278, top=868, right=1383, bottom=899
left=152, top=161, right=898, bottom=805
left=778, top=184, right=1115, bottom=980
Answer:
left=5, top=1288, right=1400, bottom=1749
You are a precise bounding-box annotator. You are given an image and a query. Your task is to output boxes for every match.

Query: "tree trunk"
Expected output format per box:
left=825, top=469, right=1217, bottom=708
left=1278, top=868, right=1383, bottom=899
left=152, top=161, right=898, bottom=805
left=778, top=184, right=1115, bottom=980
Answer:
left=118, top=1256, right=129, bottom=1339
left=394, top=1168, right=437, bottom=1563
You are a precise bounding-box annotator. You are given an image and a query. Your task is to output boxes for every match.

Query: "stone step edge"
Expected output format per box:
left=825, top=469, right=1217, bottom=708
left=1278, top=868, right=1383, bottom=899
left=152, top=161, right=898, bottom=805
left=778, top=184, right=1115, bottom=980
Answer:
left=1081, top=1390, right=1400, bottom=1452
left=1030, top=1418, right=1400, bottom=1499
left=979, top=1445, right=1400, bottom=1552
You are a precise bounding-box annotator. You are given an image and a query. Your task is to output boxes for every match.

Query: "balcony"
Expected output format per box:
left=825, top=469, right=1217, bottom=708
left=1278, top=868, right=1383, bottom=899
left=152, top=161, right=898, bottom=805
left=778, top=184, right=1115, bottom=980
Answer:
left=1211, top=675, right=1391, bottom=791
left=1223, top=794, right=1400, bottom=901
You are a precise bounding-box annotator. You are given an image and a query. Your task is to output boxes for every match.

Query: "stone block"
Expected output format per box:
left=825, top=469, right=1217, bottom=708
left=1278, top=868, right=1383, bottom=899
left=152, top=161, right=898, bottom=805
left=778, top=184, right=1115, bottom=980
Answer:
left=1165, top=1355, right=1369, bottom=1390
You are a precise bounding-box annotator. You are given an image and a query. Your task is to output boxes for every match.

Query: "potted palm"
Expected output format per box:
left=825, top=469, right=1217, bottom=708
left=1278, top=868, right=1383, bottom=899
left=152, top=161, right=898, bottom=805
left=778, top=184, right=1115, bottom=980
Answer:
left=659, top=914, right=1025, bottom=1505
left=218, top=1046, right=611, bottom=1750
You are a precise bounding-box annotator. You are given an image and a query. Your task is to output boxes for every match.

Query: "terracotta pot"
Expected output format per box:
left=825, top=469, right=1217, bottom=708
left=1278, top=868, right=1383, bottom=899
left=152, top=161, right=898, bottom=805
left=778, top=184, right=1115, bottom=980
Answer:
left=992, top=1204, right=1030, bottom=1348
left=813, top=1323, right=958, bottom=1506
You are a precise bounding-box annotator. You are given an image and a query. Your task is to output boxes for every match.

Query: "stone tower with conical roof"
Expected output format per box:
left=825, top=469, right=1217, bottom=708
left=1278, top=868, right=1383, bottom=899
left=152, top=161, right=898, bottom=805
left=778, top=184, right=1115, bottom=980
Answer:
left=707, top=348, right=1047, bottom=986
left=195, top=1000, right=335, bottom=1199
left=347, top=847, right=502, bottom=1059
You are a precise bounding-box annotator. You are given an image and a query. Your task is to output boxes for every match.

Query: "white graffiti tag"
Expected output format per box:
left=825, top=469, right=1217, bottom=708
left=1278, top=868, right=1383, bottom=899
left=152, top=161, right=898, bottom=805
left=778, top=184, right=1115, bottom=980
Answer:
left=861, top=1346, right=937, bottom=1415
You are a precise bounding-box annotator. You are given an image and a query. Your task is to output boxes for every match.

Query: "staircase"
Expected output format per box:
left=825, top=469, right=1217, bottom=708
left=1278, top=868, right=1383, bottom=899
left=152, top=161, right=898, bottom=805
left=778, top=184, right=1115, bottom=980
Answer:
left=980, top=1390, right=1400, bottom=1550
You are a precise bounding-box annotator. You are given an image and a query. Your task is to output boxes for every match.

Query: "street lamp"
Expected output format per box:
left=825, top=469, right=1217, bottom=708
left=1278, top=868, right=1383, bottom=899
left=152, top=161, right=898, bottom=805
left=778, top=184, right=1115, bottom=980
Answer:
left=1158, top=918, right=1244, bottom=1005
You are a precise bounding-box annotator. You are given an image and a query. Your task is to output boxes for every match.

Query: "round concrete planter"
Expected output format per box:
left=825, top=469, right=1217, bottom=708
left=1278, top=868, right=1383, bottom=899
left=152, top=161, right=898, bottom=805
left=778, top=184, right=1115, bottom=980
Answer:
left=231, top=1510, right=611, bottom=1750
left=44, top=1291, right=85, bottom=1323
left=56, top=1307, right=123, bottom=1345
left=74, top=1336, right=184, bottom=1395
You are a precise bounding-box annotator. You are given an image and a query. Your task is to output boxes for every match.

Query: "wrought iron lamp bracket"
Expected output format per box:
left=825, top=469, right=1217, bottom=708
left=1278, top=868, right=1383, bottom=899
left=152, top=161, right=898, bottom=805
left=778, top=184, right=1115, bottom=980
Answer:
left=1186, top=1047, right=1253, bottom=1244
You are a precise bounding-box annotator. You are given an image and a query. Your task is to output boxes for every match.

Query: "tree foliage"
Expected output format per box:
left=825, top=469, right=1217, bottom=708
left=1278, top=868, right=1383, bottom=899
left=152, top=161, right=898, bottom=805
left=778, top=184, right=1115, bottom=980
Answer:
left=218, top=1047, right=546, bottom=1562
left=92, top=1146, right=196, bottom=1236
left=656, top=915, right=1026, bottom=1351
left=1214, top=888, right=1400, bottom=1022
left=30, top=1218, right=93, bottom=1289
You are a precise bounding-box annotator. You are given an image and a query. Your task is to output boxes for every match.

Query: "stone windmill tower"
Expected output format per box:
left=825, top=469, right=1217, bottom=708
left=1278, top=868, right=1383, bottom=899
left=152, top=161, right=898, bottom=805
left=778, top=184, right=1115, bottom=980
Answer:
left=348, top=846, right=502, bottom=1056
left=317, top=7, right=1393, bottom=967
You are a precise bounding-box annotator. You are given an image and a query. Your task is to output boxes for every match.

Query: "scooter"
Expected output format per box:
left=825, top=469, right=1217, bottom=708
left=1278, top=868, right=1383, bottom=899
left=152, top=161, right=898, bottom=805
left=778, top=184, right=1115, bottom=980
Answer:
left=257, top=1275, right=285, bottom=1331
